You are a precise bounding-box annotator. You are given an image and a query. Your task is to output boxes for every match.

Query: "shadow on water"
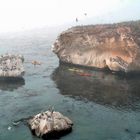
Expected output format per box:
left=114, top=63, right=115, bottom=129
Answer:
left=0, top=77, right=25, bottom=91
left=52, top=64, right=140, bottom=111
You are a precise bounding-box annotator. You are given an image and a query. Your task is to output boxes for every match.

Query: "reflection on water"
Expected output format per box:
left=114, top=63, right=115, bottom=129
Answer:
left=0, top=77, right=25, bottom=91
left=52, top=64, right=140, bottom=111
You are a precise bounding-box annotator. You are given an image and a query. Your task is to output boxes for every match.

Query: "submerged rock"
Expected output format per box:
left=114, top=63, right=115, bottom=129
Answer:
left=52, top=21, right=140, bottom=72
left=28, top=110, right=73, bottom=139
left=0, top=54, right=24, bottom=77
left=31, top=60, right=42, bottom=66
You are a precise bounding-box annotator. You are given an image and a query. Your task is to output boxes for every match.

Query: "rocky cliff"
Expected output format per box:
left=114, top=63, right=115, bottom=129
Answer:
left=52, top=21, right=140, bottom=72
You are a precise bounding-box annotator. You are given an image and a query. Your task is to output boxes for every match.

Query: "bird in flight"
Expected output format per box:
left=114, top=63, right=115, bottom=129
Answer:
left=84, top=13, right=87, bottom=16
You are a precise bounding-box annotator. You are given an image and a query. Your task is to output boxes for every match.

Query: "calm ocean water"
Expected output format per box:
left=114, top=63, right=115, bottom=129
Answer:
left=0, top=31, right=140, bottom=140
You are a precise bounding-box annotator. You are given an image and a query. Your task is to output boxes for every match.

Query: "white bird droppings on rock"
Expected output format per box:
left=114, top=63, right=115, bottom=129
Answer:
left=28, top=110, right=73, bottom=138
left=0, top=54, right=25, bottom=77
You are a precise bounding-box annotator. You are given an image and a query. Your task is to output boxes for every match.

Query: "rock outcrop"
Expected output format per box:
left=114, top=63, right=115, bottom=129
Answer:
left=0, top=54, right=25, bottom=77
left=28, top=110, right=73, bottom=139
left=52, top=21, right=140, bottom=72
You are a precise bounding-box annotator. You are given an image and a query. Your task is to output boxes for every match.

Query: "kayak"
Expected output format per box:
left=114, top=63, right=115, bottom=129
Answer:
left=68, top=68, right=83, bottom=73
left=68, top=68, right=93, bottom=77
left=77, top=72, right=93, bottom=77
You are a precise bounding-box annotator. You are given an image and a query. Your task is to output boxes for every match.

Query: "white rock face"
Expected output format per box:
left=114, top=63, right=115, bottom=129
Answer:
left=0, top=54, right=25, bottom=77
left=28, top=111, right=73, bottom=138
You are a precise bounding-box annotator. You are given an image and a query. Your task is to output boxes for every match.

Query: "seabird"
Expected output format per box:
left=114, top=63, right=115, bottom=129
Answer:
left=84, top=13, right=87, bottom=16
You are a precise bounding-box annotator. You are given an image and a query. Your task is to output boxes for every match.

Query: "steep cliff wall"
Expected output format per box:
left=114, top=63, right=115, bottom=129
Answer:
left=52, top=21, right=140, bottom=72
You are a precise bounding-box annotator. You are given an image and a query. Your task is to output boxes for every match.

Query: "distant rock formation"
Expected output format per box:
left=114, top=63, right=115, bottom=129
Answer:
left=28, top=110, right=73, bottom=139
left=52, top=21, right=140, bottom=72
left=0, top=54, right=25, bottom=77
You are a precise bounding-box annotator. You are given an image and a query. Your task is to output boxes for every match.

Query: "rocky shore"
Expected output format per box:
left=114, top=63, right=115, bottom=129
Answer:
left=52, top=21, right=140, bottom=72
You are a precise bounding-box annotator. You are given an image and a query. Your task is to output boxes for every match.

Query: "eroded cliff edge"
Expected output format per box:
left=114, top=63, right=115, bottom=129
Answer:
left=52, top=21, right=140, bottom=72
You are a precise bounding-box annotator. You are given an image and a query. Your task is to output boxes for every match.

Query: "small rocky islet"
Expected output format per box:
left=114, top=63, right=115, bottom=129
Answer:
left=0, top=54, right=24, bottom=77
left=28, top=110, right=73, bottom=139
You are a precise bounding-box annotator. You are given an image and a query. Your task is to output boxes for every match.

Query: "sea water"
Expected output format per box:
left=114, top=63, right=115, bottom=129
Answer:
left=0, top=31, right=140, bottom=140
